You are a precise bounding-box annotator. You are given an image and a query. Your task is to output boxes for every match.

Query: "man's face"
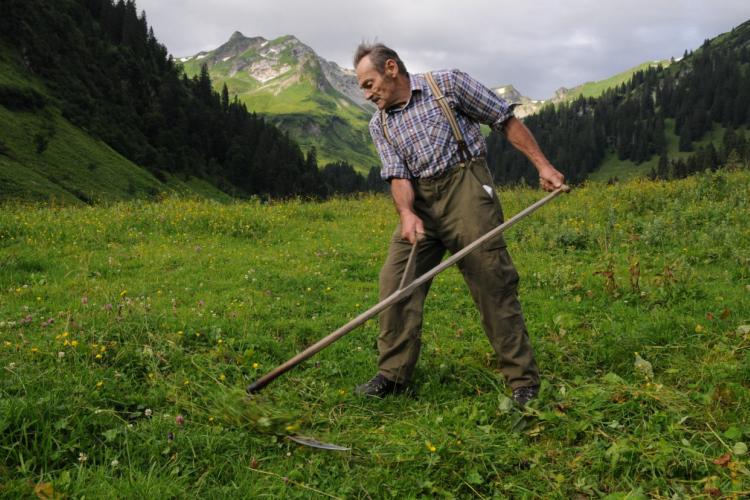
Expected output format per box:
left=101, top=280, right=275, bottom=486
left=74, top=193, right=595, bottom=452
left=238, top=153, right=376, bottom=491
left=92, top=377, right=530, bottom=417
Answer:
left=356, top=56, right=398, bottom=110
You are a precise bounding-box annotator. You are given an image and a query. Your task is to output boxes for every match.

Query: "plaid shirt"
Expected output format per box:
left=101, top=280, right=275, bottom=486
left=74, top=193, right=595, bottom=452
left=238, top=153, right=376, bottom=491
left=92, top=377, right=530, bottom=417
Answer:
left=369, top=69, right=514, bottom=180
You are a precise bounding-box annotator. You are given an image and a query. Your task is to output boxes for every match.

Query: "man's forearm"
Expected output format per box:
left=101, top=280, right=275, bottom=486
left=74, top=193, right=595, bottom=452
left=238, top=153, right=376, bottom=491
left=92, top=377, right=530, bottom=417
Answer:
left=390, top=178, right=416, bottom=216
left=503, top=117, right=553, bottom=172
left=390, top=178, right=423, bottom=243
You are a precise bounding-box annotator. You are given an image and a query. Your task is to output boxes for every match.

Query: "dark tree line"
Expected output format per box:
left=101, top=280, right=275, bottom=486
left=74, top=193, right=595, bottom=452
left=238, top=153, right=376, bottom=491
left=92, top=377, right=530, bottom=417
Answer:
left=486, top=20, right=750, bottom=185
left=0, top=0, right=382, bottom=198
left=649, top=127, right=750, bottom=180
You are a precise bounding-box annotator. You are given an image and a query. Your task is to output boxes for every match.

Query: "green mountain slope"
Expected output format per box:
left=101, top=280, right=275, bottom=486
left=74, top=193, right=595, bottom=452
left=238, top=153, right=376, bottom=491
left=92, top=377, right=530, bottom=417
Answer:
left=562, top=59, right=674, bottom=101
left=181, top=33, right=378, bottom=171
left=0, top=45, right=230, bottom=204
left=486, top=19, right=750, bottom=185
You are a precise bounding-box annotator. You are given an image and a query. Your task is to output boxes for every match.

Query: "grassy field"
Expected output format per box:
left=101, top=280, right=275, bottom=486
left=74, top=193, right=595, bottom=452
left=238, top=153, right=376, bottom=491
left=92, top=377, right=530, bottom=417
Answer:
left=1, top=170, right=749, bottom=498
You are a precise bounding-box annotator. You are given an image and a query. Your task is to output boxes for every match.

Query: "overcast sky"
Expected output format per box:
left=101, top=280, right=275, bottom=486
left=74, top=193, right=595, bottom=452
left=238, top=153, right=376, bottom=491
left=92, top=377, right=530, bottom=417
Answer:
left=136, top=0, right=749, bottom=99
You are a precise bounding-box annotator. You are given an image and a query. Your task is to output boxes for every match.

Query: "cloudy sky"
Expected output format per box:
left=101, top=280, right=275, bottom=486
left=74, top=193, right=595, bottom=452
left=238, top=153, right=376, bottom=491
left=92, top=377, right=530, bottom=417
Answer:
left=136, top=0, right=749, bottom=99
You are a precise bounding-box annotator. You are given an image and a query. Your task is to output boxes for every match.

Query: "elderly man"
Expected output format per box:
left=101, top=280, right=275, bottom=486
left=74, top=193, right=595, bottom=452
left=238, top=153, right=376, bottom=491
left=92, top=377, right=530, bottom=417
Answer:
left=353, top=43, right=564, bottom=405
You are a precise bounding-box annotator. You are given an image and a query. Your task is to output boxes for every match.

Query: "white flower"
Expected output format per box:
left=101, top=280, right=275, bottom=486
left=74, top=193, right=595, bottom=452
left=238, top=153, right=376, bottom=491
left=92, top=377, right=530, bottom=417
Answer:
left=78, top=452, right=88, bottom=463
left=111, top=459, right=119, bottom=467
left=58, top=352, right=65, bottom=359
left=144, top=408, right=152, bottom=417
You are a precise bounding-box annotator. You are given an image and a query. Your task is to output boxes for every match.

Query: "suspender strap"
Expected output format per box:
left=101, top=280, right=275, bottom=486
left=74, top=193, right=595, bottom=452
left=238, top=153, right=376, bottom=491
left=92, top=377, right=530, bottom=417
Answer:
left=424, top=72, right=471, bottom=161
left=380, top=109, right=393, bottom=147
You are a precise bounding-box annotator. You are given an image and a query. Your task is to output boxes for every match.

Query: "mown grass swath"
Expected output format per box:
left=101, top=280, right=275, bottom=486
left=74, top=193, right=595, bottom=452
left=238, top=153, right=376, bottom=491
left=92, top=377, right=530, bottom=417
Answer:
left=1, top=170, right=749, bottom=497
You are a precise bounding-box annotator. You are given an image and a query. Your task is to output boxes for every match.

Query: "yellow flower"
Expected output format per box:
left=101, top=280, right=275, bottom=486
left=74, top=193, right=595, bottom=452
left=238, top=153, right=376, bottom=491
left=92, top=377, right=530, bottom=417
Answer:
left=252, top=362, right=259, bottom=369
left=219, top=374, right=226, bottom=381
left=30, top=347, right=39, bottom=353
left=183, top=379, right=190, bottom=385
left=71, top=340, right=79, bottom=347
left=96, top=381, right=103, bottom=389
left=120, top=290, right=127, bottom=297
left=426, top=442, right=437, bottom=453
left=62, top=332, right=69, bottom=338
left=95, top=354, right=103, bottom=359
left=695, top=324, right=704, bottom=333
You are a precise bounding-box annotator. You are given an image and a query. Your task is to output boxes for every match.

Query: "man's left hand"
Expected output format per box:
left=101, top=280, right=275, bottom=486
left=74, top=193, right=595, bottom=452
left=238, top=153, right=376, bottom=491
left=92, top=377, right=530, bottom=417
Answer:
left=538, top=166, right=565, bottom=192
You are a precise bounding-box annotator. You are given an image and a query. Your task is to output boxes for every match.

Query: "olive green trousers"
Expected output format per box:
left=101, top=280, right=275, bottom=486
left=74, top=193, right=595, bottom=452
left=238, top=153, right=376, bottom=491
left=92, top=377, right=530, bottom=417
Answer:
left=377, top=158, right=539, bottom=389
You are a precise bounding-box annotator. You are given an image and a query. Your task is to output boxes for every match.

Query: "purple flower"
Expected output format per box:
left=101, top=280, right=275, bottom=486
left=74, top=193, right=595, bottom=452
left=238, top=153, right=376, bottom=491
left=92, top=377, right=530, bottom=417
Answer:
left=175, top=415, right=185, bottom=426
left=167, top=432, right=174, bottom=441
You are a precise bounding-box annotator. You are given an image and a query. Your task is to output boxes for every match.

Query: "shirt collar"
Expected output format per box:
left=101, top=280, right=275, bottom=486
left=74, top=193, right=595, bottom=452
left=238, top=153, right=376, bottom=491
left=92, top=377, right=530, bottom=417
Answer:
left=385, top=73, right=426, bottom=113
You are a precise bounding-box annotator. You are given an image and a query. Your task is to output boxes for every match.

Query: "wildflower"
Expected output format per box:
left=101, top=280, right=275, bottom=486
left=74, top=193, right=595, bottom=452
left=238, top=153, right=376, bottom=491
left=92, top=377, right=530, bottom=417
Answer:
left=71, top=340, right=79, bottom=348
left=144, top=408, right=152, bottom=417
left=81, top=296, right=89, bottom=305
left=120, top=290, right=127, bottom=297
left=78, top=452, right=88, bottom=463
left=58, top=352, right=65, bottom=359
left=219, top=374, right=226, bottom=381
left=30, top=347, right=38, bottom=353
left=96, top=381, right=104, bottom=389
left=175, top=415, right=185, bottom=426
left=183, top=379, right=190, bottom=386
left=110, top=459, right=119, bottom=467
left=95, top=354, right=103, bottom=360
left=252, top=362, right=259, bottom=369
left=426, top=442, right=437, bottom=453
left=167, top=432, right=175, bottom=441
left=695, top=324, right=704, bottom=333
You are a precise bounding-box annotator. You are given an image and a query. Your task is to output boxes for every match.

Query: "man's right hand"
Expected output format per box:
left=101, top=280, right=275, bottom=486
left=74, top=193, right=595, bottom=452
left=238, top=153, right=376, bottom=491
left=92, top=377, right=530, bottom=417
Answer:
left=399, top=210, right=424, bottom=244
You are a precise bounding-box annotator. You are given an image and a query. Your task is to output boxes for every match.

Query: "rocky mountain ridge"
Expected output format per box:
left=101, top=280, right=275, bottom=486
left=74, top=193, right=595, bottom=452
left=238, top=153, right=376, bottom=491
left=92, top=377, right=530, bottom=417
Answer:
left=180, top=32, right=373, bottom=112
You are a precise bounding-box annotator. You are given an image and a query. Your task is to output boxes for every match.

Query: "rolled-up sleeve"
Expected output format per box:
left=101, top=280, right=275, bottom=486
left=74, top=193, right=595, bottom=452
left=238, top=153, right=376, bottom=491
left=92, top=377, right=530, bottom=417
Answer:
left=369, top=116, right=412, bottom=181
left=450, top=69, right=515, bottom=132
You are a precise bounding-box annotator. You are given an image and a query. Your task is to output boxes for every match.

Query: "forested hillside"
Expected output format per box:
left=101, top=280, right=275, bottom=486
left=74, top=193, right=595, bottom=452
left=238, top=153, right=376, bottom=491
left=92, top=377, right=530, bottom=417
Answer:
left=487, top=20, right=750, bottom=185
left=0, top=0, right=379, bottom=201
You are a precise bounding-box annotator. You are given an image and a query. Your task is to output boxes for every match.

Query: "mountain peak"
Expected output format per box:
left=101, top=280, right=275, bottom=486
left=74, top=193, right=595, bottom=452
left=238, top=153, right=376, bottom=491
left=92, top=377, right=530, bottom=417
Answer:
left=229, top=31, right=246, bottom=41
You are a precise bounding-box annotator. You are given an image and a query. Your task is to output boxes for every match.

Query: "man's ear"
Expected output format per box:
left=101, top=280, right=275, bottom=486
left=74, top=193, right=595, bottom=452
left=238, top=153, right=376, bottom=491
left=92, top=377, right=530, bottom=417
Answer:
left=385, top=59, right=398, bottom=78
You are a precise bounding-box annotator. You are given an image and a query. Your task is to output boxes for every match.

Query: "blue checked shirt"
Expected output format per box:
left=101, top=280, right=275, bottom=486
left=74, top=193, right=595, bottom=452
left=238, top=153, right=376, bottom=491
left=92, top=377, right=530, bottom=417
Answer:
left=370, top=69, right=515, bottom=181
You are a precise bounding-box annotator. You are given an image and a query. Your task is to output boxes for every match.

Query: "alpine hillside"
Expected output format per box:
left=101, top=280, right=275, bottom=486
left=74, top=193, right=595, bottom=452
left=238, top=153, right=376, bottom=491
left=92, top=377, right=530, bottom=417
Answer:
left=180, top=33, right=378, bottom=170
left=0, top=0, right=383, bottom=204
left=485, top=19, right=750, bottom=186
left=492, top=59, right=674, bottom=119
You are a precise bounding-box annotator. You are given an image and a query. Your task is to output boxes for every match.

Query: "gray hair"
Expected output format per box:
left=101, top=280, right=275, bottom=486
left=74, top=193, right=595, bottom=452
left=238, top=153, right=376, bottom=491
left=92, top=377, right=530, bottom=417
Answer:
left=353, top=42, right=408, bottom=75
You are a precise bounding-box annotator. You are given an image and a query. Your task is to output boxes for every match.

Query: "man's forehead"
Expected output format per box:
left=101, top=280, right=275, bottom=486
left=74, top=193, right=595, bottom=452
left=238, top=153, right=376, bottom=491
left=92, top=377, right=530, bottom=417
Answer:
left=356, top=56, right=375, bottom=74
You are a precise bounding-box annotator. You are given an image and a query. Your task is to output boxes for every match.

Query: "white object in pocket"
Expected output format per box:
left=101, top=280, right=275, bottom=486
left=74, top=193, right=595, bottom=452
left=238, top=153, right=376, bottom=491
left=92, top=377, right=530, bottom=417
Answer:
left=482, top=184, right=494, bottom=197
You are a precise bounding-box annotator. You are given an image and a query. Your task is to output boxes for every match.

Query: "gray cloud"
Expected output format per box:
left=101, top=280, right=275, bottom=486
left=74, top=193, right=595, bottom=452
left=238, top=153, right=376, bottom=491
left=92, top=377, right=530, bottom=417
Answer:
left=136, top=0, right=749, bottom=98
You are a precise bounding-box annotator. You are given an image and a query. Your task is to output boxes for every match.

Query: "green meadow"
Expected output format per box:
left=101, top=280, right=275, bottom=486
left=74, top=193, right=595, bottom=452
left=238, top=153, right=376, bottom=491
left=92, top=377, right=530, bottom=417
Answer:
left=1, top=170, right=749, bottom=498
